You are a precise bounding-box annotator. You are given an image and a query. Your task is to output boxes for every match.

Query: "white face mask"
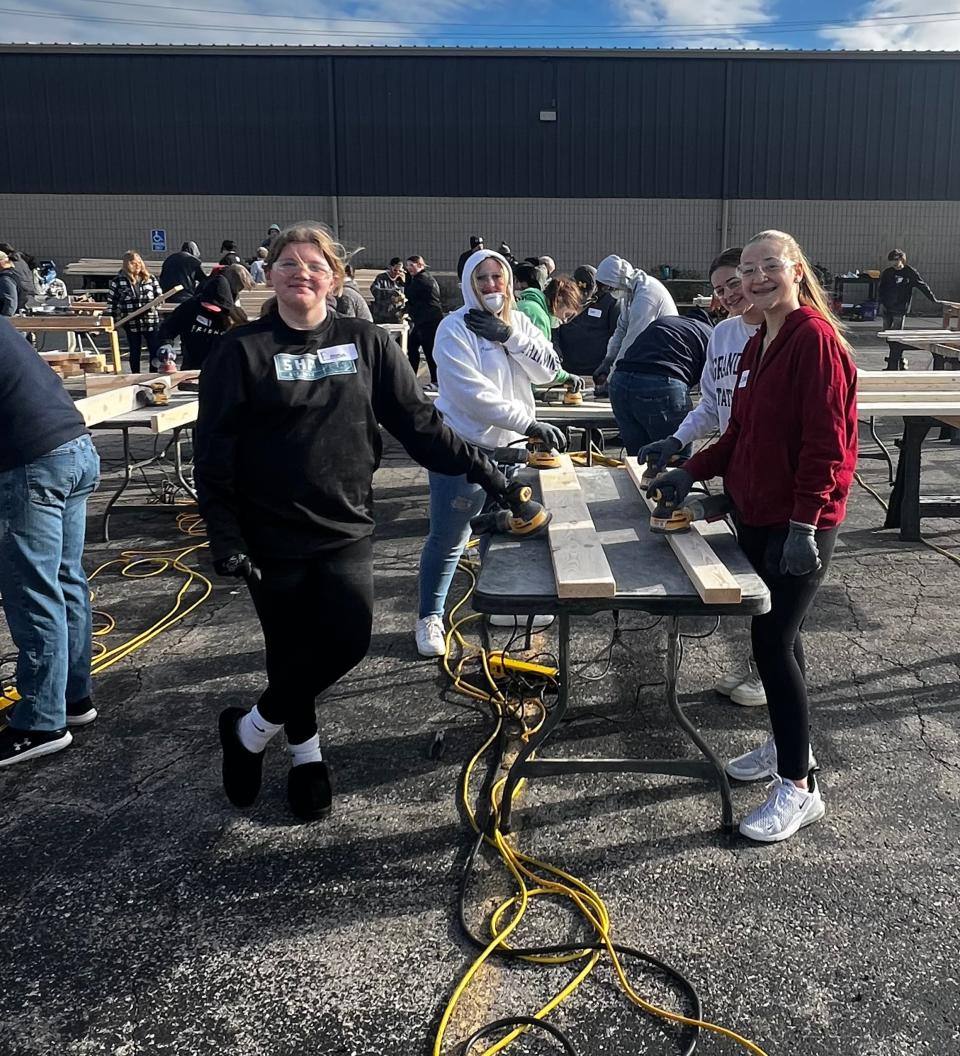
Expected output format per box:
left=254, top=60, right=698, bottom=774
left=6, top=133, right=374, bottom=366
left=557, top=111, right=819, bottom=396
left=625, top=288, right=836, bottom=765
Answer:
left=482, top=292, right=505, bottom=312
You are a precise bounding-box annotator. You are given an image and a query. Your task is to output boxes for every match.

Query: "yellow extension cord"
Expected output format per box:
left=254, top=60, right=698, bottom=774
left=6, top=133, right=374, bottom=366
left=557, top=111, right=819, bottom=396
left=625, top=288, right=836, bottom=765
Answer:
left=433, top=552, right=770, bottom=1056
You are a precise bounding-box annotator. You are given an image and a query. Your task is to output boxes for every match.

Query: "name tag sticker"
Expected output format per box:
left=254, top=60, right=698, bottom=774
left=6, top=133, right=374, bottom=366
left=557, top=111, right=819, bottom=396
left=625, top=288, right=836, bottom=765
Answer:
left=319, top=343, right=359, bottom=364
left=274, top=351, right=357, bottom=382
left=738, top=370, right=750, bottom=388
left=587, top=307, right=603, bottom=318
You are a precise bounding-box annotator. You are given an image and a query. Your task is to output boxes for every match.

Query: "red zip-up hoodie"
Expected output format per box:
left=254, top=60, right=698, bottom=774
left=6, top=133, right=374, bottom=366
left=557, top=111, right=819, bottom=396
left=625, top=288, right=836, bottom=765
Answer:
left=683, top=306, right=858, bottom=529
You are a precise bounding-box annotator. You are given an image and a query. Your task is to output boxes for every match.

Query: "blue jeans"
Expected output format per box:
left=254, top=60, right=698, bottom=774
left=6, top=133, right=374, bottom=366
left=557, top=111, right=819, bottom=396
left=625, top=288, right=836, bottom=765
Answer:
left=0, top=435, right=100, bottom=731
left=608, top=372, right=693, bottom=457
left=418, top=471, right=488, bottom=619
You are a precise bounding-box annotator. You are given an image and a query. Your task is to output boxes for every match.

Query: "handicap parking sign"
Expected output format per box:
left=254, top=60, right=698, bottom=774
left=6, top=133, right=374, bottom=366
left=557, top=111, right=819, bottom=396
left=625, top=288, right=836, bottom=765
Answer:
left=151, top=228, right=166, bottom=253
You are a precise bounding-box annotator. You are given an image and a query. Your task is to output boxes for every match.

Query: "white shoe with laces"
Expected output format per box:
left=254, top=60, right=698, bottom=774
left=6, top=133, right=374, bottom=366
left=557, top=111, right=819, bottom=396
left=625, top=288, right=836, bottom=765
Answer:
left=488, top=614, right=554, bottom=629
left=739, top=773, right=825, bottom=843
left=415, top=615, right=446, bottom=658
left=725, top=736, right=817, bottom=783
left=715, top=665, right=751, bottom=695
left=730, top=674, right=767, bottom=707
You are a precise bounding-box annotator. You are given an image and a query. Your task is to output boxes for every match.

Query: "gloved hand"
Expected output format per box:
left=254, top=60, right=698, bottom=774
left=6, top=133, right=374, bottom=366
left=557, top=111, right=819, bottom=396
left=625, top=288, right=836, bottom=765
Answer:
left=592, top=369, right=608, bottom=388
left=526, top=420, right=568, bottom=452
left=213, top=553, right=262, bottom=584
left=639, top=435, right=683, bottom=471
left=646, top=467, right=693, bottom=505
left=779, top=521, right=821, bottom=576
left=556, top=371, right=585, bottom=393
left=465, top=308, right=511, bottom=345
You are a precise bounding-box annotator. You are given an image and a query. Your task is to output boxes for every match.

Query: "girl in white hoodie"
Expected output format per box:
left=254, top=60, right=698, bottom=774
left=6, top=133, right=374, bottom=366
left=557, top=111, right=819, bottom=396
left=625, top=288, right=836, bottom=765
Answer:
left=415, top=250, right=564, bottom=657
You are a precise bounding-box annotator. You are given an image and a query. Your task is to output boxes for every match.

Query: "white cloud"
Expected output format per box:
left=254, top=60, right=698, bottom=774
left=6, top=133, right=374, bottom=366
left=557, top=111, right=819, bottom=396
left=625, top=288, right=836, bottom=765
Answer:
left=612, top=0, right=774, bottom=49
left=821, top=0, right=960, bottom=49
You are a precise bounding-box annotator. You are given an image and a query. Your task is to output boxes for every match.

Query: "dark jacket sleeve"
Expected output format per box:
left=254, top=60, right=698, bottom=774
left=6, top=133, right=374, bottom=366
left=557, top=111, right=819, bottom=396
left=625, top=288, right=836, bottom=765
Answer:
left=0, top=274, right=16, bottom=316
left=157, top=298, right=196, bottom=343
left=193, top=338, right=251, bottom=560
left=907, top=266, right=937, bottom=303
left=371, top=332, right=507, bottom=496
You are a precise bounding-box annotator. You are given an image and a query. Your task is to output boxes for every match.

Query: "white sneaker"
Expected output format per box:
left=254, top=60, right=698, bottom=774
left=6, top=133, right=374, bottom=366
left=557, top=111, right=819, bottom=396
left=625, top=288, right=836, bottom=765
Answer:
left=715, top=666, right=751, bottom=695
left=725, top=736, right=817, bottom=783
left=487, top=614, right=554, bottom=629
left=730, top=674, right=767, bottom=707
left=415, top=615, right=446, bottom=658
left=739, top=774, right=825, bottom=843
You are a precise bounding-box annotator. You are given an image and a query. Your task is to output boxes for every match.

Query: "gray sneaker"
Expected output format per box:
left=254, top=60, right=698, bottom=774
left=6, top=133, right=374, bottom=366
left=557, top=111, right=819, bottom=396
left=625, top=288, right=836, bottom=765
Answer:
left=739, top=774, right=825, bottom=843
left=725, top=736, right=817, bottom=783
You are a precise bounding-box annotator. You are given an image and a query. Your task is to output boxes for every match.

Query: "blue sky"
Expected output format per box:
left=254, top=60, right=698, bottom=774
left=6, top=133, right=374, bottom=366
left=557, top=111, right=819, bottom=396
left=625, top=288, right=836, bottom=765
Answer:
left=2, top=0, right=959, bottom=50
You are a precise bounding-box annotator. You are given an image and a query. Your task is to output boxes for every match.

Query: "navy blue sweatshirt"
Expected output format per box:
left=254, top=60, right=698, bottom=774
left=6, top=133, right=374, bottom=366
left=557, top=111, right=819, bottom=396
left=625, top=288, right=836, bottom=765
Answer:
left=0, top=318, right=86, bottom=471
left=614, top=314, right=712, bottom=386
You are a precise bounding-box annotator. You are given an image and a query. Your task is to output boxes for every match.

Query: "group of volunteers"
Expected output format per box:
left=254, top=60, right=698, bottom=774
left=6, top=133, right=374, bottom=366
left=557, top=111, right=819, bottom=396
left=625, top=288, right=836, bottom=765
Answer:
left=0, top=220, right=859, bottom=848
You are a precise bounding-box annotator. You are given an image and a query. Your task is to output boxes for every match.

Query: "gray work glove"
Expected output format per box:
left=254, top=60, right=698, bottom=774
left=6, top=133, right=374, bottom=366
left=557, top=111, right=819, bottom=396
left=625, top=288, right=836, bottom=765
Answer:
left=214, top=553, right=262, bottom=584
left=526, top=421, right=568, bottom=452
left=646, top=467, right=693, bottom=505
left=465, top=308, right=511, bottom=345
left=555, top=370, right=585, bottom=393
left=779, top=521, right=821, bottom=576
left=639, top=435, right=683, bottom=471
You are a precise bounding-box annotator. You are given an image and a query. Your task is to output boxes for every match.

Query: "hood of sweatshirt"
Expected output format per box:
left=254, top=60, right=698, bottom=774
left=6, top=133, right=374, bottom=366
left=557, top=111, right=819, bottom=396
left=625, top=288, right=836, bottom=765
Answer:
left=596, top=254, right=640, bottom=291
left=517, top=287, right=548, bottom=313
left=460, top=249, right=515, bottom=312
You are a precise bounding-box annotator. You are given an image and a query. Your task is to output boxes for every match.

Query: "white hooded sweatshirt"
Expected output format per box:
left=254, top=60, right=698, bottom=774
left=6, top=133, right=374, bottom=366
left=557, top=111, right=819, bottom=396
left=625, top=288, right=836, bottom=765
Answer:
left=595, top=254, right=677, bottom=377
left=434, top=250, right=560, bottom=450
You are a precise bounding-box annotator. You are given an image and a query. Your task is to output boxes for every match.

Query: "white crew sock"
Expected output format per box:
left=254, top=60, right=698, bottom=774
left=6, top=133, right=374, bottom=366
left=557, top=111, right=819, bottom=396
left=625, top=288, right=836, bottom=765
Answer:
left=287, top=733, right=323, bottom=767
left=237, top=706, right=283, bottom=754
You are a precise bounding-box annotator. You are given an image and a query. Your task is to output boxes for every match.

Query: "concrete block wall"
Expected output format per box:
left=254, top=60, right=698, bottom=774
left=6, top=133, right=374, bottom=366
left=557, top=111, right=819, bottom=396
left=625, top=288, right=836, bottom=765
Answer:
left=1, top=194, right=957, bottom=306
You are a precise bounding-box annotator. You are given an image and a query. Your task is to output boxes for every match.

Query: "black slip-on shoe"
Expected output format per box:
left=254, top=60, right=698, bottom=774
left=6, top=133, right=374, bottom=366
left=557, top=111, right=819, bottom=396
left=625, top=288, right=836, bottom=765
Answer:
left=0, top=725, right=73, bottom=768
left=218, top=707, right=264, bottom=808
left=287, top=761, right=332, bottom=822
left=66, top=697, right=98, bottom=727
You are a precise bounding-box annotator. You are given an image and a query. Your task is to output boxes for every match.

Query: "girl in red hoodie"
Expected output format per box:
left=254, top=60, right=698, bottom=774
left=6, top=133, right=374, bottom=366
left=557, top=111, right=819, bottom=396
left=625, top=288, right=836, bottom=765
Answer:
left=651, top=230, right=858, bottom=843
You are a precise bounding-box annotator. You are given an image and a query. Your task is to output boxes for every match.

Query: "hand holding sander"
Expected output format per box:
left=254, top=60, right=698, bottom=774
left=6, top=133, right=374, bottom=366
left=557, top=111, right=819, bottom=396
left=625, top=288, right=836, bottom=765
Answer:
left=645, top=465, right=731, bottom=534
left=471, top=480, right=552, bottom=538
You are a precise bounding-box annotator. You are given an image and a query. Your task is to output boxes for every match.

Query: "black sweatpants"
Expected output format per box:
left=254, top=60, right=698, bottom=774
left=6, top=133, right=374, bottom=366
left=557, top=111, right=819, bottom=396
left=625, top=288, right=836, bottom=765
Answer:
left=124, top=326, right=160, bottom=374
left=408, top=319, right=440, bottom=384
left=736, top=521, right=839, bottom=781
left=246, top=538, right=374, bottom=744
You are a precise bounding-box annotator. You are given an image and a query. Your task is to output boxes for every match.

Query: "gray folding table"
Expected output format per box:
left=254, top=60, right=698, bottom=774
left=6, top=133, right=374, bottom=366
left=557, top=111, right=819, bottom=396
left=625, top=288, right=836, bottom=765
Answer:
left=473, top=466, right=771, bottom=834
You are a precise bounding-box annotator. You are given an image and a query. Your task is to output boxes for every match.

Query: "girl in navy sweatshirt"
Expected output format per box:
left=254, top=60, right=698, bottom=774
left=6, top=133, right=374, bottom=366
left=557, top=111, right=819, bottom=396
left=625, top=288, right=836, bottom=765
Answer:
left=652, top=229, right=857, bottom=844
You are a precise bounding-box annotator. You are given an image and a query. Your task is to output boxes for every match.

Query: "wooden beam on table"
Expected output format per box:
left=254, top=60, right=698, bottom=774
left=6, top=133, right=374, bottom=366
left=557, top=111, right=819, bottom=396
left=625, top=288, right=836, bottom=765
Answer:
left=73, top=385, right=143, bottom=426
left=114, top=285, right=182, bottom=327
left=84, top=370, right=199, bottom=395
left=857, top=370, right=960, bottom=391
left=148, top=398, right=198, bottom=434
left=624, top=457, right=742, bottom=605
left=537, top=455, right=616, bottom=598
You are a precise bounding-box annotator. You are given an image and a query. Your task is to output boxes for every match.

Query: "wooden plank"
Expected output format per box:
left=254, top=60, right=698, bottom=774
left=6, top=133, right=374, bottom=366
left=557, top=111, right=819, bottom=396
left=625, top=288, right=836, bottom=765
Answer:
left=84, top=370, right=199, bottom=395
left=624, top=457, right=741, bottom=605
left=149, top=398, right=199, bottom=434
left=73, top=385, right=142, bottom=426
left=9, top=316, right=114, bottom=332
left=858, top=390, right=960, bottom=402
left=537, top=455, right=616, bottom=598
left=857, top=370, right=960, bottom=391
left=859, top=400, right=960, bottom=416
left=114, top=285, right=182, bottom=327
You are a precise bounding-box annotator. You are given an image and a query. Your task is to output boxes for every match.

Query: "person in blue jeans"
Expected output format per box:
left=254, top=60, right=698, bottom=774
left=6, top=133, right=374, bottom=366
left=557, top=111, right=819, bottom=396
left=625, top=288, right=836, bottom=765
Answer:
left=607, top=312, right=713, bottom=457
left=0, top=318, right=100, bottom=768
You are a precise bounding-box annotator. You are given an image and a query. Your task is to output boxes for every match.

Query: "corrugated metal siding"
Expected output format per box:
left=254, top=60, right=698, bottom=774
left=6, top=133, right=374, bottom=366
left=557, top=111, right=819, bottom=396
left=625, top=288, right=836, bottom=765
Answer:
left=4, top=51, right=960, bottom=200
left=724, top=58, right=960, bottom=199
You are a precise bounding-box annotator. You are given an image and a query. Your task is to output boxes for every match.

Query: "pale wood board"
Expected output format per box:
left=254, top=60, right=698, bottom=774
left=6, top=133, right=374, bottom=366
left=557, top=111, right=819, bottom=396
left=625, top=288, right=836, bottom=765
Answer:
left=857, top=370, right=960, bottom=391
left=624, top=457, right=741, bottom=605
left=859, top=400, right=960, bottom=416
left=84, top=370, right=199, bottom=395
left=73, top=385, right=142, bottom=426
left=149, top=399, right=199, bottom=434
left=114, top=285, right=182, bottom=327
left=537, top=455, right=616, bottom=598
left=10, top=317, right=114, bottom=332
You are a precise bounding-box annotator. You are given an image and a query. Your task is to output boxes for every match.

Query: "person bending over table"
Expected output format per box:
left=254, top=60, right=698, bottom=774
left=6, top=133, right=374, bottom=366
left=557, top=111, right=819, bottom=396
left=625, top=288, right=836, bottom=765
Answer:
left=650, top=229, right=857, bottom=844
left=194, top=224, right=512, bottom=823
left=414, top=249, right=566, bottom=659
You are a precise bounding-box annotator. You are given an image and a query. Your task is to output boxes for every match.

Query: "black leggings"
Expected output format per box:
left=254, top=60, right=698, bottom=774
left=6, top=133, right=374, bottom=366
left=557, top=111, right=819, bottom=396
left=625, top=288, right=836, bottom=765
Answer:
left=246, top=538, right=374, bottom=744
left=124, top=327, right=160, bottom=373
left=736, top=522, right=838, bottom=780
left=408, top=319, right=440, bottom=383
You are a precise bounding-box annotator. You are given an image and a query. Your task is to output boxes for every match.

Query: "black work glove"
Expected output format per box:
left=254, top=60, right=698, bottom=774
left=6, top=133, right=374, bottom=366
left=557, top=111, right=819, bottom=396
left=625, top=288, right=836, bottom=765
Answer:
left=639, top=435, right=683, bottom=471
left=779, top=521, right=821, bottom=576
left=213, top=552, right=262, bottom=584
left=525, top=420, right=568, bottom=452
left=465, top=308, right=512, bottom=345
left=646, top=467, right=693, bottom=505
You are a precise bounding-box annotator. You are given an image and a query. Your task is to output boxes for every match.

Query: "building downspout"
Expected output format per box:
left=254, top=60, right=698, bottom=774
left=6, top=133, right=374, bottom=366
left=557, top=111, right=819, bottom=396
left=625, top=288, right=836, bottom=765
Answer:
left=326, top=57, right=340, bottom=240
left=719, top=58, right=732, bottom=252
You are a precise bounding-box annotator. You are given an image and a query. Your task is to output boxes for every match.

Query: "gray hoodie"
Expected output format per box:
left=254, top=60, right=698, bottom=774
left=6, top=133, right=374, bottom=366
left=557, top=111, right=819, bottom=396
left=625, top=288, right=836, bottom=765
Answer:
left=595, top=254, right=677, bottom=377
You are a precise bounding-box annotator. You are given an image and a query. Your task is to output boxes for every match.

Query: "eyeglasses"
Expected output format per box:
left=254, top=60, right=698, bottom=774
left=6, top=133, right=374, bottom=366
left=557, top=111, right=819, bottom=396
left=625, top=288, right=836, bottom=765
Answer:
left=273, top=260, right=332, bottom=275
left=712, top=277, right=743, bottom=297
left=736, top=257, right=796, bottom=279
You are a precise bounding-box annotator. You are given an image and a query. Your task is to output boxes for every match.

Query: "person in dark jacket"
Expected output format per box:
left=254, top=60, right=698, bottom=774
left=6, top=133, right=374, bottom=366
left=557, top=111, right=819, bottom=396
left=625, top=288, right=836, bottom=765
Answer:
left=159, top=242, right=206, bottom=304
left=108, top=252, right=163, bottom=373
left=651, top=229, right=857, bottom=844
left=370, top=258, right=406, bottom=323
left=194, top=223, right=513, bottom=822
left=608, top=313, right=712, bottom=456
left=0, top=243, right=37, bottom=310
left=218, top=240, right=244, bottom=267
left=156, top=264, right=253, bottom=370
left=403, top=255, right=444, bottom=386
left=456, top=236, right=484, bottom=280
left=0, top=318, right=100, bottom=768
left=0, top=252, right=18, bottom=316
left=555, top=265, right=620, bottom=380
left=879, top=249, right=941, bottom=370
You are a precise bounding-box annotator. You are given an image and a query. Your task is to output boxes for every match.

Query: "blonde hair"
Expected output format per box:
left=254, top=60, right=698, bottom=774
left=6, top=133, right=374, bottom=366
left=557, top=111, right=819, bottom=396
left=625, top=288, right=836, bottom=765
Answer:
left=122, top=251, right=150, bottom=284
left=545, top=276, right=582, bottom=322
left=469, top=253, right=513, bottom=326
left=265, top=222, right=346, bottom=296
left=746, top=230, right=850, bottom=350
